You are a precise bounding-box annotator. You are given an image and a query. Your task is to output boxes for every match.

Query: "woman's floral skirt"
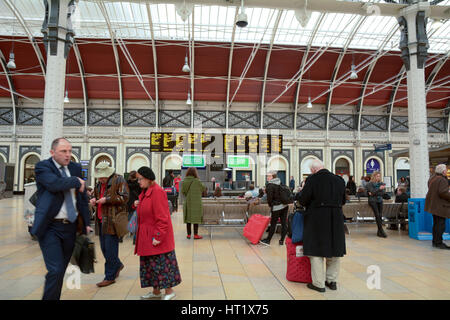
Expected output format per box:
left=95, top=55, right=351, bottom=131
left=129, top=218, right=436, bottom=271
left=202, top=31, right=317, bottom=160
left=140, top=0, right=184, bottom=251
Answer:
left=140, top=250, right=182, bottom=289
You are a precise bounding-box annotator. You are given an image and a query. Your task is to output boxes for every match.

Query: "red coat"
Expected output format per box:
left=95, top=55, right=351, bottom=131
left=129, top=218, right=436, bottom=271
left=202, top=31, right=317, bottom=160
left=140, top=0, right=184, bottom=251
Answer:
left=174, top=177, right=181, bottom=193
left=134, top=183, right=175, bottom=257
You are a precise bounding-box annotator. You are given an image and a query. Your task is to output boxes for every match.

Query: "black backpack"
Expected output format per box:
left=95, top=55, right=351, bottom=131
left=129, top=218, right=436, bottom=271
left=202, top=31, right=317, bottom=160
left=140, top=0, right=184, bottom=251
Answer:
left=278, top=184, right=294, bottom=205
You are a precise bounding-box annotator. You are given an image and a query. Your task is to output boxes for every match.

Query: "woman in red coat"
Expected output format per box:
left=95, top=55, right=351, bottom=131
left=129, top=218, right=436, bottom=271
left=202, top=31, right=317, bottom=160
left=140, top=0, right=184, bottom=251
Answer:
left=135, top=167, right=181, bottom=300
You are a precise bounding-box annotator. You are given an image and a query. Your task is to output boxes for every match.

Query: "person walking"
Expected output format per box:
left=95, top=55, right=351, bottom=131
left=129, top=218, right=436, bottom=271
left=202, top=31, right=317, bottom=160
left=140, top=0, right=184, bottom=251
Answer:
left=135, top=167, right=181, bottom=300
left=261, top=170, right=289, bottom=246
left=366, top=171, right=387, bottom=238
left=181, top=167, right=206, bottom=239
left=90, top=162, right=129, bottom=287
left=127, top=171, right=141, bottom=221
left=425, top=164, right=450, bottom=249
left=346, top=176, right=357, bottom=195
left=163, top=170, right=175, bottom=188
left=298, top=160, right=347, bottom=293
left=31, top=137, right=92, bottom=300
left=289, top=176, right=295, bottom=192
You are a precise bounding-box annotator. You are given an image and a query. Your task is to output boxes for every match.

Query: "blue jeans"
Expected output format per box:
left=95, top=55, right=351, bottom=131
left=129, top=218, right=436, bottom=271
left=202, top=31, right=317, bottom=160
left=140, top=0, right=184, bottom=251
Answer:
left=98, top=222, right=123, bottom=281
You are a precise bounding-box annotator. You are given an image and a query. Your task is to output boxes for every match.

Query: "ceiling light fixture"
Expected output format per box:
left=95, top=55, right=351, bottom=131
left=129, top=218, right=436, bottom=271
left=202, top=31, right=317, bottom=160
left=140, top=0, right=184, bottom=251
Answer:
left=8, top=0, right=16, bottom=70
left=186, top=91, right=192, bottom=105
left=236, top=0, right=248, bottom=28
left=182, top=55, right=190, bottom=73
left=294, top=0, right=311, bottom=28
left=7, top=52, right=16, bottom=69
left=350, top=64, right=358, bottom=80
left=306, top=97, right=312, bottom=108
left=64, top=90, right=70, bottom=103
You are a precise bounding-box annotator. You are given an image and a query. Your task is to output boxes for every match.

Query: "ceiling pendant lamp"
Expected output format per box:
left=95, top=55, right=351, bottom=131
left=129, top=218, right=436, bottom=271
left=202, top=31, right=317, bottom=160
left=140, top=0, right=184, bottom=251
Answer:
left=186, top=91, right=192, bottom=105
left=350, top=64, right=358, bottom=80
left=306, top=97, right=312, bottom=108
left=7, top=52, right=16, bottom=69
left=64, top=90, right=70, bottom=103
left=182, top=56, right=190, bottom=73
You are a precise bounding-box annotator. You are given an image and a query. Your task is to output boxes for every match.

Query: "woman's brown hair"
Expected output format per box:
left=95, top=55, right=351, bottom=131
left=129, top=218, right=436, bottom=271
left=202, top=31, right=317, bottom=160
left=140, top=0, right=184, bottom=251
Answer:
left=186, top=167, right=199, bottom=179
left=128, top=170, right=137, bottom=181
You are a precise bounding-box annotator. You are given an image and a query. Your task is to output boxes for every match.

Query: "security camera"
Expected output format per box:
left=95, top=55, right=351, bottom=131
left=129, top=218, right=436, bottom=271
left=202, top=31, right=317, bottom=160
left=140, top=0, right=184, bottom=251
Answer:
left=236, top=11, right=248, bottom=28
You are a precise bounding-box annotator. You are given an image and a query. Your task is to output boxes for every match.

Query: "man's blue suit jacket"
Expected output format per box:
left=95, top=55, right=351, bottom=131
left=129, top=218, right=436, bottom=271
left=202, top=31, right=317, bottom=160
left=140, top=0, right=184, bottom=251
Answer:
left=31, top=157, right=90, bottom=239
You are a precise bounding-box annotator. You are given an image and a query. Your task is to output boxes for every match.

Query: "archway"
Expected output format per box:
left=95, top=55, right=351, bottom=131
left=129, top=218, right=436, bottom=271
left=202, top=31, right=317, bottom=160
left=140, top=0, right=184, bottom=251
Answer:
left=300, top=156, right=319, bottom=183
left=267, top=155, right=289, bottom=185
left=24, top=154, right=40, bottom=184
left=394, top=157, right=410, bottom=186
left=162, top=154, right=182, bottom=179
left=334, top=157, right=350, bottom=184
left=364, top=156, right=384, bottom=177
left=127, top=154, right=150, bottom=173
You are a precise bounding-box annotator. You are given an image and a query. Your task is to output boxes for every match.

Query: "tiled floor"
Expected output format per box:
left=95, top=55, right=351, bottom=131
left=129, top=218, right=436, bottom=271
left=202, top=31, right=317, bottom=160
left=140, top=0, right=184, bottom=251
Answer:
left=1, top=196, right=449, bottom=300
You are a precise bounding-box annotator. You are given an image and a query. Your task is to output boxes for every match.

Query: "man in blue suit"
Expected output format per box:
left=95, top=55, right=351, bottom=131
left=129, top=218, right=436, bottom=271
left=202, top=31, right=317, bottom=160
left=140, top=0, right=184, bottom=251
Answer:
left=31, top=137, right=93, bottom=300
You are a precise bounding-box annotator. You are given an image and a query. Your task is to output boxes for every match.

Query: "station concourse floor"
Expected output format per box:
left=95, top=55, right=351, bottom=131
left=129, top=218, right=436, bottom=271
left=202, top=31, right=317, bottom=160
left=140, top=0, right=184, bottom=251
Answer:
left=0, top=196, right=449, bottom=300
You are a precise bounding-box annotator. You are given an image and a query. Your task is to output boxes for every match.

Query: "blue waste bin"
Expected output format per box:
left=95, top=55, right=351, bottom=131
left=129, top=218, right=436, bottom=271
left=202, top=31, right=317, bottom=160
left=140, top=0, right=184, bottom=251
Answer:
left=408, top=198, right=450, bottom=240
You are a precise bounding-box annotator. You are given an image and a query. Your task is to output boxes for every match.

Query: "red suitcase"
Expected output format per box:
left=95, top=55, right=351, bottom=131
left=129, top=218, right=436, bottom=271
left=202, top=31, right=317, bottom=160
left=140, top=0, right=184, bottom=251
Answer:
left=285, top=237, right=312, bottom=283
left=243, top=214, right=270, bottom=245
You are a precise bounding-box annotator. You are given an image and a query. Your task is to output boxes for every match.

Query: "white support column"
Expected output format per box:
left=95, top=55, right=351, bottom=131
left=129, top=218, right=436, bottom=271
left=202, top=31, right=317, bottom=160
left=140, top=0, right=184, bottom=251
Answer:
left=41, top=0, right=72, bottom=158
left=400, top=3, right=430, bottom=198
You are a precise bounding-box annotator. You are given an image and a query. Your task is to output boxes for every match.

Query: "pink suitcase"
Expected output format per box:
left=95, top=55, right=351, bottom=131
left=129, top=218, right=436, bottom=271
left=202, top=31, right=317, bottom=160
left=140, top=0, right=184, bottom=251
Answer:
left=243, top=214, right=270, bottom=245
left=285, top=237, right=312, bottom=283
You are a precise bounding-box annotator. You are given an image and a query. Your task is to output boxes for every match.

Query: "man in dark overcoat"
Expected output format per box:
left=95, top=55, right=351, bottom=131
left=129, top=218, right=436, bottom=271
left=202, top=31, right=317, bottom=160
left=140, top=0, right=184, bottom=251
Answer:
left=425, top=164, right=450, bottom=249
left=298, top=159, right=347, bottom=292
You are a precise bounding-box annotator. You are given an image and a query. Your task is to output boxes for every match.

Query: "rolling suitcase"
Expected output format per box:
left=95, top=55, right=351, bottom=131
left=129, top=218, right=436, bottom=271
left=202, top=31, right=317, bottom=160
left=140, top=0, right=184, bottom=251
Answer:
left=285, top=237, right=312, bottom=283
left=243, top=214, right=270, bottom=245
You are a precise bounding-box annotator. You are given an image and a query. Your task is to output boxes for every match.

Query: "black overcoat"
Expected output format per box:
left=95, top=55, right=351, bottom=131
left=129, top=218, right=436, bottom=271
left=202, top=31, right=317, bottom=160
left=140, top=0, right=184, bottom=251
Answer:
left=298, top=169, right=347, bottom=258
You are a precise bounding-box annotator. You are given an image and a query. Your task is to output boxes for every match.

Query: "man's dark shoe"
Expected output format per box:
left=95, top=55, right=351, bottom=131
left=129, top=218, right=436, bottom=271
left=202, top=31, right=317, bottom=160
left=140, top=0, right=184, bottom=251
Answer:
left=433, top=243, right=450, bottom=249
left=377, top=229, right=387, bottom=238
left=325, top=281, right=337, bottom=290
left=307, top=283, right=325, bottom=293
left=115, top=264, right=124, bottom=279
left=260, top=239, right=271, bottom=245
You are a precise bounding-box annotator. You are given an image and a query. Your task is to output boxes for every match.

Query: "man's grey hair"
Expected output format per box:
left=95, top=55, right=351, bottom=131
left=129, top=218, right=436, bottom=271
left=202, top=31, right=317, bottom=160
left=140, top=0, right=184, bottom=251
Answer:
left=310, top=159, right=324, bottom=172
left=435, top=164, right=448, bottom=175
left=267, top=170, right=277, bottom=178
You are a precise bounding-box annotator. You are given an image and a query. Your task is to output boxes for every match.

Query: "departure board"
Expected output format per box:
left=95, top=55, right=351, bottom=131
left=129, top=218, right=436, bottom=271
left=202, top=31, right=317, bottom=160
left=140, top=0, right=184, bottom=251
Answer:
left=150, top=132, right=282, bottom=154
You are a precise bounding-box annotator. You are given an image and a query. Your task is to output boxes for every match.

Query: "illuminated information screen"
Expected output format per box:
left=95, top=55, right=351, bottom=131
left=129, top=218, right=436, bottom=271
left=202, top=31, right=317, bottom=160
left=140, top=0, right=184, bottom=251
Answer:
left=150, top=133, right=282, bottom=154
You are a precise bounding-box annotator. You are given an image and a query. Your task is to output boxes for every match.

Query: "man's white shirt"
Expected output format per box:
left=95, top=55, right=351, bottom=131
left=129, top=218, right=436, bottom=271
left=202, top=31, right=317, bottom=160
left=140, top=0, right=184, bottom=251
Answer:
left=52, top=158, right=78, bottom=220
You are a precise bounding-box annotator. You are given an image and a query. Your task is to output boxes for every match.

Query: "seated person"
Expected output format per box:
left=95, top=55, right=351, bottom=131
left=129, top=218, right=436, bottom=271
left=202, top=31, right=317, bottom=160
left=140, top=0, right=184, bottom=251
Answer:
left=356, top=186, right=367, bottom=199
left=213, top=186, right=223, bottom=198
left=258, top=187, right=265, bottom=198
left=244, top=190, right=253, bottom=201
left=388, top=187, right=408, bottom=231
left=249, top=184, right=259, bottom=198
left=345, top=188, right=351, bottom=203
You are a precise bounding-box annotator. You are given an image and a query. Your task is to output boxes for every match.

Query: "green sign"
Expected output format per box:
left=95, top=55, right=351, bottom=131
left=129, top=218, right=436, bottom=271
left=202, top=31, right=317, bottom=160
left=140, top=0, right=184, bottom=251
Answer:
left=182, top=155, right=205, bottom=168
left=227, top=155, right=250, bottom=168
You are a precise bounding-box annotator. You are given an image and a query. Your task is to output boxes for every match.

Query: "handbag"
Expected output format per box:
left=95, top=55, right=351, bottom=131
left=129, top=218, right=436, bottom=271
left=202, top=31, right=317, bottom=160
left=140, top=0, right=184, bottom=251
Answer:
left=70, top=234, right=96, bottom=274
left=113, top=210, right=129, bottom=238
left=29, top=190, right=38, bottom=207
left=127, top=210, right=138, bottom=234
left=288, top=211, right=304, bottom=243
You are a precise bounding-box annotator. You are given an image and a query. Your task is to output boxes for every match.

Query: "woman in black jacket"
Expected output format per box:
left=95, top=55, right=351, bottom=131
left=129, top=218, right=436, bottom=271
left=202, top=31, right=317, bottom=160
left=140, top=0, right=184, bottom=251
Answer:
left=346, top=176, right=357, bottom=195
left=127, top=171, right=142, bottom=220
left=366, top=171, right=387, bottom=238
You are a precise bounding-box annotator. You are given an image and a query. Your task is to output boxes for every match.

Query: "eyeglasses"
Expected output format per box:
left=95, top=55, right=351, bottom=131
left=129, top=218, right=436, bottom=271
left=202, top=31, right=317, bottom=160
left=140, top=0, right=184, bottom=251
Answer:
left=137, top=178, right=144, bottom=182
